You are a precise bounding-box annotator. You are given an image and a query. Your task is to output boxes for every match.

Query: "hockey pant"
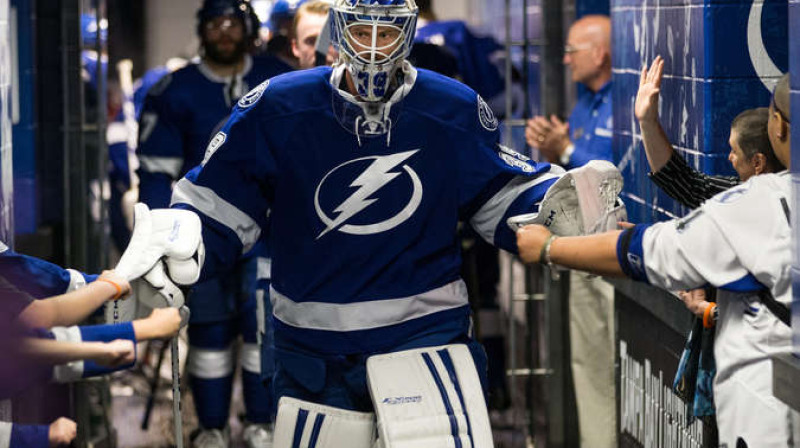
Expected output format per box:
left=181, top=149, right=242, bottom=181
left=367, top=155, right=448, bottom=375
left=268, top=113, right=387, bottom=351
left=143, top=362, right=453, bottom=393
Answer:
left=186, top=256, right=274, bottom=428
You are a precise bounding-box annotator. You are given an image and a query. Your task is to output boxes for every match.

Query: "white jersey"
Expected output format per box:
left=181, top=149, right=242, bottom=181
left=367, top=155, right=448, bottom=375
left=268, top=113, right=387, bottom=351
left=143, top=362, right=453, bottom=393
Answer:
left=618, top=171, right=794, bottom=447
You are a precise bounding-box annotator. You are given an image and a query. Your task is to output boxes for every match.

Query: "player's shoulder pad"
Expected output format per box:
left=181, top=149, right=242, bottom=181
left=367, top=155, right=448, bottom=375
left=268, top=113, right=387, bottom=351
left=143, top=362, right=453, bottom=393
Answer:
left=233, top=67, right=332, bottom=116
left=412, top=69, right=499, bottom=133
left=251, top=53, right=294, bottom=78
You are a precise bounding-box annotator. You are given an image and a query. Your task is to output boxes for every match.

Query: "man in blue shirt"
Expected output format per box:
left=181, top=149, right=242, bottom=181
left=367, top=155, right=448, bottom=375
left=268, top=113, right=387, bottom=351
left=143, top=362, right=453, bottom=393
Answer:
left=525, top=15, right=612, bottom=169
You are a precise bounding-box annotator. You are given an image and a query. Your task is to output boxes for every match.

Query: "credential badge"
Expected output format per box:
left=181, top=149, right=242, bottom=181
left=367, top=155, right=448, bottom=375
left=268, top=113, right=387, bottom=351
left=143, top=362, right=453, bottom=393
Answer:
left=477, top=95, right=498, bottom=131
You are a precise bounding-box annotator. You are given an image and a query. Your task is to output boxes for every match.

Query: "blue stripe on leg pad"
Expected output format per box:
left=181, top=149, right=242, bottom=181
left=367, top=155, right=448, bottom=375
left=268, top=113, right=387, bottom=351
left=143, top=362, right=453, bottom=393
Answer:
left=308, top=413, right=326, bottom=448
left=437, top=348, right=475, bottom=448
left=421, top=352, right=463, bottom=448
left=292, top=409, right=309, bottom=448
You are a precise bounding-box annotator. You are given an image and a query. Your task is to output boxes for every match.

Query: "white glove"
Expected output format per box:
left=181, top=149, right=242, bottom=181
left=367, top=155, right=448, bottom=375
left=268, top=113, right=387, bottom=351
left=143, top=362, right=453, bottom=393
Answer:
left=115, top=203, right=204, bottom=282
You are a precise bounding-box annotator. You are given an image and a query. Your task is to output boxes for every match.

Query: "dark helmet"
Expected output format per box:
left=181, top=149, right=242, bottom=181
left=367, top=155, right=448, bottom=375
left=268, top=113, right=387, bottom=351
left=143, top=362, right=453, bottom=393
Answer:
left=196, top=0, right=261, bottom=43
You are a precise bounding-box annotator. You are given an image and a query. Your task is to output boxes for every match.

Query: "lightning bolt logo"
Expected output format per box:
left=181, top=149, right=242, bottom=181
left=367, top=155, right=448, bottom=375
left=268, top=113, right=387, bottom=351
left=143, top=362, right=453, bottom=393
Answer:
left=314, top=150, right=423, bottom=239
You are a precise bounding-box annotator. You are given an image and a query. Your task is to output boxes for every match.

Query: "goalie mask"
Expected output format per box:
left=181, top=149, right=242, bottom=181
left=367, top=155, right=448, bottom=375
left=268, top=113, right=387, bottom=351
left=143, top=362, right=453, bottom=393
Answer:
left=331, top=0, right=418, bottom=102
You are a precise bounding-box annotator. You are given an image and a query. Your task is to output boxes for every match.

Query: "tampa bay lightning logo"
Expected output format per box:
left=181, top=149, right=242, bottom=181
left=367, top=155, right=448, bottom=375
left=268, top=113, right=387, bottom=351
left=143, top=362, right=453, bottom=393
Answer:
left=477, top=95, right=498, bottom=131
left=238, top=80, right=269, bottom=108
left=314, top=150, right=423, bottom=239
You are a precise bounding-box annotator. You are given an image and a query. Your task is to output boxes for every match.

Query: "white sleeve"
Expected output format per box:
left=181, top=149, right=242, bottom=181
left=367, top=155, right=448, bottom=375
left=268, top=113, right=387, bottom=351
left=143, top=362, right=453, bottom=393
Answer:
left=641, top=211, right=751, bottom=291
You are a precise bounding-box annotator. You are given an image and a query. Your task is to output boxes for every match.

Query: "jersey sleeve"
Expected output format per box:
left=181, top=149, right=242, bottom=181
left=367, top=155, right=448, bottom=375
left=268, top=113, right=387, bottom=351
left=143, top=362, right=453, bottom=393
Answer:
left=0, top=244, right=94, bottom=298
left=648, top=152, right=740, bottom=209
left=136, top=74, right=186, bottom=209
left=171, top=90, right=276, bottom=280
left=617, top=208, right=761, bottom=292
left=8, top=423, right=49, bottom=448
left=461, top=95, right=559, bottom=254
left=47, top=323, right=137, bottom=382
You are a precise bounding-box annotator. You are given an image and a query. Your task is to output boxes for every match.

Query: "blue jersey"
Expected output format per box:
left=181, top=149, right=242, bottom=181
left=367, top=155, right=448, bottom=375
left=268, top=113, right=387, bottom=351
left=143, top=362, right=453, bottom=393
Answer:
left=137, top=54, right=292, bottom=208
left=172, top=65, right=560, bottom=355
left=0, top=241, right=96, bottom=298
left=566, top=81, right=613, bottom=169
left=415, top=20, right=504, bottom=100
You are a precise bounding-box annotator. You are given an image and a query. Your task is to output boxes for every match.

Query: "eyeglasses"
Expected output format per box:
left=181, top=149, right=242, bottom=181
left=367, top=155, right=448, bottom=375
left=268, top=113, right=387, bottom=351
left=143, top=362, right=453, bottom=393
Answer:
left=771, top=97, right=791, bottom=124
left=564, top=43, right=593, bottom=54
left=204, top=17, right=244, bottom=35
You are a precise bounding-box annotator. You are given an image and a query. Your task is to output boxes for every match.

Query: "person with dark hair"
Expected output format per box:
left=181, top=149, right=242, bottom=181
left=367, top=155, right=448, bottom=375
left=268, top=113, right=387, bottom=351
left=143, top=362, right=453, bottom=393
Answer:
left=517, top=73, right=796, bottom=448
left=136, top=1, right=292, bottom=446
left=636, top=56, right=784, bottom=208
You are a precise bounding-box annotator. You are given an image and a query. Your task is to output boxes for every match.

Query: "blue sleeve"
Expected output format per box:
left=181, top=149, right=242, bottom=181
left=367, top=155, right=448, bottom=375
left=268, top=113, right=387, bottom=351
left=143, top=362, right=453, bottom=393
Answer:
left=0, top=247, right=91, bottom=297
left=10, top=424, right=49, bottom=448
left=616, top=224, right=651, bottom=283
left=460, top=94, right=557, bottom=253
left=171, top=97, right=275, bottom=281
left=79, top=322, right=137, bottom=377
left=137, top=75, right=186, bottom=209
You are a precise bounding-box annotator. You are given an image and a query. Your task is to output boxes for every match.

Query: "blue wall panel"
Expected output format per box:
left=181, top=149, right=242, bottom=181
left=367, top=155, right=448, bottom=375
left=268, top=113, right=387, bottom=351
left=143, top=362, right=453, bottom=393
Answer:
left=611, top=0, right=787, bottom=224
left=11, top=0, right=36, bottom=235
left=0, top=0, right=12, bottom=245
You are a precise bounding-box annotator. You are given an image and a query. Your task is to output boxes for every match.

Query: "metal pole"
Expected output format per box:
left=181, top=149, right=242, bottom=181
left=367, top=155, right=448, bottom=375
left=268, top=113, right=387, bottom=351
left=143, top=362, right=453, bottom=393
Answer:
left=172, top=337, right=184, bottom=448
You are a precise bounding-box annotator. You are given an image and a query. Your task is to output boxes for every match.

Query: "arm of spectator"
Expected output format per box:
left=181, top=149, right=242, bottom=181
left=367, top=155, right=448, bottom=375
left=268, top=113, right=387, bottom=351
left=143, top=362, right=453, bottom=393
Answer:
left=17, top=271, right=130, bottom=329
left=132, top=307, right=182, bottom=340
left=648, top=154, right=740, bottom=209
left=635, top=56, right=674, bottom=173
left=636, top=57, right=739, bottom=208
left=516, top=224, right=625, bottom=276
left=21, top=338, right=135, bottom=368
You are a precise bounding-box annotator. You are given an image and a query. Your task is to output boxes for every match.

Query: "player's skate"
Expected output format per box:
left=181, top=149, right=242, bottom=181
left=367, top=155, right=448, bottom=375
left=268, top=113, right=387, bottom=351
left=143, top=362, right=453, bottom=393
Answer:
left=191, top=426, right=230, bottom=448
left=507, top=160, right=626, bottom=236
left=243, top=423, right=274, bottom=448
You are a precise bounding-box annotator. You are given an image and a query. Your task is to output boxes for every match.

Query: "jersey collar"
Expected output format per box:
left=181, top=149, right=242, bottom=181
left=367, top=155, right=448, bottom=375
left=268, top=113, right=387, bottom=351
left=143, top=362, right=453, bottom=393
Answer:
left=197, top=54, right=253, bottom=84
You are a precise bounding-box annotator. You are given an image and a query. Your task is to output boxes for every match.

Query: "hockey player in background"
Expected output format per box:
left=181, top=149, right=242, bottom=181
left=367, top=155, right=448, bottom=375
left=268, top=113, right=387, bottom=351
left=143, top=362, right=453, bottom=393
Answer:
left=122, top=0, right=624, bottom=446
left=135, top=1, right=292, bottom=446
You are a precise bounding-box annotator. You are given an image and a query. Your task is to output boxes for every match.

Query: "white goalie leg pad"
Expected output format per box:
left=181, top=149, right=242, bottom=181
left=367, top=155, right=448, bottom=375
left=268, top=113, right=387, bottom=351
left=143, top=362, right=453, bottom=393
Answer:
left=115, top=203, right=203, bottom=282
left=367, top=344, right=493, bottom=448
left=507, top=160, right=624, bottom=236
left=273, top=397, right=376, bottom=448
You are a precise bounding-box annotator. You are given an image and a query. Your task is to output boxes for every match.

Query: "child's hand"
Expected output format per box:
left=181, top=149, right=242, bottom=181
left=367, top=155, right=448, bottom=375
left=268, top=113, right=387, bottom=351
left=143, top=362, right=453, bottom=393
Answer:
left=93, top=339, right=135, bottom=367
left=48, top=417, right=77, bottom=447
left=142, top=308, right=182, bottom=340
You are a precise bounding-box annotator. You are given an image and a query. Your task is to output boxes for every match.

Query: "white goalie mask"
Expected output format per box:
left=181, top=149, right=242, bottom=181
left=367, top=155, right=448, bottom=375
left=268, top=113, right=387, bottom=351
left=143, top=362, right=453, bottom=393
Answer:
left=331, top=0, right=418, bottom=102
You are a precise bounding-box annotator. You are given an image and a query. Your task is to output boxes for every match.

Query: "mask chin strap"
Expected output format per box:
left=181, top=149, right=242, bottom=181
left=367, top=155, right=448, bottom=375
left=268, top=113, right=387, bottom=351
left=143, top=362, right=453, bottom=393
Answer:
left=331, top=61, right=418, bottom=147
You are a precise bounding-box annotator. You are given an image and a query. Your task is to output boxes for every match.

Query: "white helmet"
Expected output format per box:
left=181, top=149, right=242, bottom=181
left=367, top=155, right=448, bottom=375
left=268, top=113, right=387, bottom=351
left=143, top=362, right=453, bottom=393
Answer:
left=331, top=0, right=418, bottom=102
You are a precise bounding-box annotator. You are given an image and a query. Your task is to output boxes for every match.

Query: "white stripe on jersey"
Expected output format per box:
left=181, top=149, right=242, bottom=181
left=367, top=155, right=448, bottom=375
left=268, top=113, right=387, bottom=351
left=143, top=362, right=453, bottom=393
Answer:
left=138, top=155, right=184, bottom=178
left=470, top=172, right=560, bottom=244
left=171, top=178, right=262, bottom=254
left=271, top=279, right=468, bottom=332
